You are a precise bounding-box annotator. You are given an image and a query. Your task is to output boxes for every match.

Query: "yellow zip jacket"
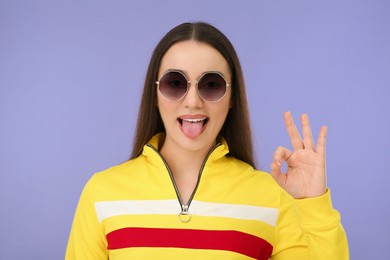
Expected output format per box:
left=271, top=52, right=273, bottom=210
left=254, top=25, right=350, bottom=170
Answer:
left=66, top=133, right=349, bottom=259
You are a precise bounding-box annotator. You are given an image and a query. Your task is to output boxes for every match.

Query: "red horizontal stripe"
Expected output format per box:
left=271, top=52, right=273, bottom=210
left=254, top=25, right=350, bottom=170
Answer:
left=107, top=227, right=273, bottom=260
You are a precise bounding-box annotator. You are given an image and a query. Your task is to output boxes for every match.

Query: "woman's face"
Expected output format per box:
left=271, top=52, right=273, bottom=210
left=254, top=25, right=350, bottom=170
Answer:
left=157, top=40, right=232, bottom=154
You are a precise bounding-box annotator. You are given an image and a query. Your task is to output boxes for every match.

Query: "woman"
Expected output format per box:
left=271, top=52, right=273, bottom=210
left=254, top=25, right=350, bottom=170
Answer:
left=66, top=22, right=349, bottom=259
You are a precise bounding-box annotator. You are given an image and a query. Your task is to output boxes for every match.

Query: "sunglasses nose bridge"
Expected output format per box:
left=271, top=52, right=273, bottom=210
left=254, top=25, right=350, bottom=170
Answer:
left=186, top=80, right=201, bottom=97
left=183, top=79, right=204, bottom=105
left=186, top=80, right=199, bottom=95
left=186, top=79, right=199, bottom=88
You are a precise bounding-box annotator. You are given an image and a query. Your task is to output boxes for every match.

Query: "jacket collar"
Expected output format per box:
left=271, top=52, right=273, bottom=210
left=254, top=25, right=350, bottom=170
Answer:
left=142, top=133, right=230, bottom=168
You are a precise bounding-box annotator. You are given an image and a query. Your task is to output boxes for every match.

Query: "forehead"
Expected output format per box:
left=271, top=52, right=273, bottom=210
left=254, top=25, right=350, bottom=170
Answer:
left=158, top=41, right=230, bottom=79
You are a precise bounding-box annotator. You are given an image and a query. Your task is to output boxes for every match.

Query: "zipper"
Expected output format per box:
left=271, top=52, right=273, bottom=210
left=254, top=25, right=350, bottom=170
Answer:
left=146, top=143, right=221, bottom=223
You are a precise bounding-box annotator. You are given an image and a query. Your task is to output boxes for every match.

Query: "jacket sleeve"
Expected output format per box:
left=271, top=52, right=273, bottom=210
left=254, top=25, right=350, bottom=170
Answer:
left=271, top=189, right=349, bottom=259
left=65, top=178, right=108, bottom=260
left=295, top=189, right=349, bottom=259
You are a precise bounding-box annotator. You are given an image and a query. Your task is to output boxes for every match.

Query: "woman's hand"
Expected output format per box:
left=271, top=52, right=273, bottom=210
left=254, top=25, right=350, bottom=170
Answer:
left=270, top=112, right=327, bottom=199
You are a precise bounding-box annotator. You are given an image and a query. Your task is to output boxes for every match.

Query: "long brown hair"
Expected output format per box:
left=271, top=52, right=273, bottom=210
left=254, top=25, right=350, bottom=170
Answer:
left=130, top=22, right=256, bottom=168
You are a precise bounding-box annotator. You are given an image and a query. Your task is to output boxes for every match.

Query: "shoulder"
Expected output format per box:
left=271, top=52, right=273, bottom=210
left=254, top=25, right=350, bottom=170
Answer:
left=222, top=156, right=278, bottom=184
left=210, top=156, right=286, bottom=206
left=92, top=155, right=149, bottom=181
left=82, top=156, right=149, bottom=199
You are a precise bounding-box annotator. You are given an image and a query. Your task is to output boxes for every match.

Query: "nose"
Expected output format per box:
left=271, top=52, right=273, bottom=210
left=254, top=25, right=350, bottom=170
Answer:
left=183, top=81, right=203, bottom=108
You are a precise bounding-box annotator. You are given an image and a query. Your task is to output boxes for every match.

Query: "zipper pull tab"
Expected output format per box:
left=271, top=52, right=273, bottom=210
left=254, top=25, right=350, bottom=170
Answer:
left=178, top=204, right=192, bottom=223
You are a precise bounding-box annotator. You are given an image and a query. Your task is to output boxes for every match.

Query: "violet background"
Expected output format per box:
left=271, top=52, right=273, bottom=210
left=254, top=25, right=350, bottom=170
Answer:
left=1, top=0, right=389, bottom=259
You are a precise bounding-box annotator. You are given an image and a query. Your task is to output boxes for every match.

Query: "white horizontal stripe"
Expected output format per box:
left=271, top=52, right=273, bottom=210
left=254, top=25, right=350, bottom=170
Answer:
left=190, top=200, right=278, bottom=227
left=95, top=200, right=179, bottom=222
left=95, top=200, right=278, bottom=226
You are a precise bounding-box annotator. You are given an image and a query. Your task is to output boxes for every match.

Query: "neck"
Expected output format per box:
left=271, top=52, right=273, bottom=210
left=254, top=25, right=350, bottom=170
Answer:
left=160, top=141, right=212, bottom=176
left=159, top=139, right=215, bottom=204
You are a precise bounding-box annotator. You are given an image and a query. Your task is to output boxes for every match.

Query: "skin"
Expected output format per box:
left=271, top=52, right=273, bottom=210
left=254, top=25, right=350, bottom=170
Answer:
left=157, top=40, right=232, bottom=203
left=157, top=41, right=327, bottom=202
left=270, top=112, right=327, bottom=199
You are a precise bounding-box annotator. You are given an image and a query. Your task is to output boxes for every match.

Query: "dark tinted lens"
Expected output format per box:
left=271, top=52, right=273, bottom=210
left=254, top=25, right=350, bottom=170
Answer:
left=158, top=72, right=188, bottom=100
left=198, top=73, right=227, bottom=101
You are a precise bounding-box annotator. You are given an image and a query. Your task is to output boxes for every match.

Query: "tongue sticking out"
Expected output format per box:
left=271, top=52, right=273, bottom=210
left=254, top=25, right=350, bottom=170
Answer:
left=180, top=120, right=206, bottom=139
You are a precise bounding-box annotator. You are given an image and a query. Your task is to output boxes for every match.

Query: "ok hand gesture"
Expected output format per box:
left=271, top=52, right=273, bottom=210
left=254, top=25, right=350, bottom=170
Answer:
left=270, top=112, right=327, bottom=199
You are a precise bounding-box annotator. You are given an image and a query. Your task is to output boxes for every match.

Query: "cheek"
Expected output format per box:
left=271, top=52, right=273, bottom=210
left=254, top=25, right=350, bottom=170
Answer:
left=157, top=93, right=167, bottom=110
left=212, top=102, right=231, bottom=124
left=157, top=97, right=176, bottom=120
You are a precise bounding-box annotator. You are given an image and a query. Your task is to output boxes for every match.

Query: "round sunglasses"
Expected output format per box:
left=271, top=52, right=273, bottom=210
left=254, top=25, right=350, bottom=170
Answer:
left=156, top=70, right=230, bottom=102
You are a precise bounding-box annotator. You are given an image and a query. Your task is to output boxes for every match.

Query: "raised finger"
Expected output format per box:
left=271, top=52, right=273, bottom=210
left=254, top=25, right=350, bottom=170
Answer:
left=284, top=111, right=304, bottom=150
left=316, top=125, right=328, bottom=157
left=301, top=113, right=315, bottom=150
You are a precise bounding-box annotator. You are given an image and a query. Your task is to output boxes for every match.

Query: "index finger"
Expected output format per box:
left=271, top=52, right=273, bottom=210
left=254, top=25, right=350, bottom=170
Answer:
left=316, top=125, right=328, bottom=157
left=301, top=114, right=315, bottom=150
left=284, top=111, right=304, bottom=150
